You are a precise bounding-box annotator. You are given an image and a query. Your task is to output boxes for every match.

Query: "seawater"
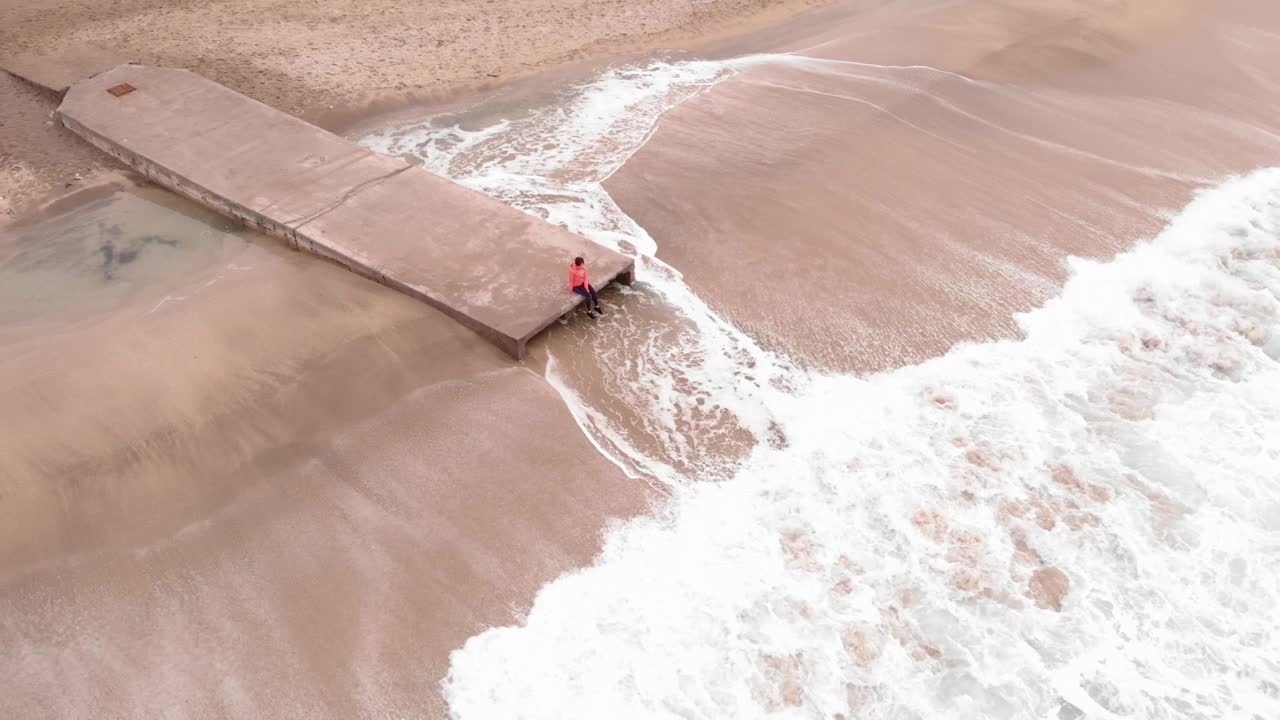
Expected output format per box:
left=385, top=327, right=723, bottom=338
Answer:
left=363, top=55, right=1280, bottom=719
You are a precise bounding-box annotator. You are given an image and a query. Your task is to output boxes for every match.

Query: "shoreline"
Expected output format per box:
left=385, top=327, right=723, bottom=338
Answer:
left=0, top=3, right=837, bottom=714
left=5, top=0, right=1278, bottom=717
left=312, top=0, right=837, bottom=136
left=0, top=0, right=831, bottom=223
left=0, top=176, right=656, bottom=718
left=0, top=0, right=834, bottom=580
left=599, top=0, right=1271, bottom=374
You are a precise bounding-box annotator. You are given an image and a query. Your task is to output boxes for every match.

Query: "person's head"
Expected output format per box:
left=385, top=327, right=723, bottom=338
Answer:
left=574, top=256, right=584, bottom=266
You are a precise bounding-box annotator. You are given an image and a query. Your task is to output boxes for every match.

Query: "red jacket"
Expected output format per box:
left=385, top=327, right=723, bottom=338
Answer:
left=569, top=264, right=588, bottom=289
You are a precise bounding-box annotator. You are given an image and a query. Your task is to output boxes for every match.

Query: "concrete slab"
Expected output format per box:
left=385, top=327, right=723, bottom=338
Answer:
left=56, top=65, right=633, bottom=358
left=1, top=45, right=128, bottom=94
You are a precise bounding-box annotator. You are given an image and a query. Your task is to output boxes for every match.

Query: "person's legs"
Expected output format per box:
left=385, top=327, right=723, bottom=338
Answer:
left=573, top=285, right=597, bottom=314
left=588, top=284, right=603, bottom=314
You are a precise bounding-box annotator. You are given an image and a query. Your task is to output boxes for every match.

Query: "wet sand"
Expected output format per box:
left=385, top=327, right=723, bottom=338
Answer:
left=1, top=1, right=827, bottom=710
left=4, top=0, right=1280, bottom=717
left=4, top=363, right=647, bottom=718
left=0, top=181, right=650, bottom=717
left=606, top=0, right=1280, bottom=373
left=392, top=3, right=1280, bottom=711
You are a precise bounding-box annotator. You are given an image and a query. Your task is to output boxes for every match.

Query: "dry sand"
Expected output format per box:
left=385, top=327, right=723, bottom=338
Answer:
left=0, top=0, right=825, bottom=220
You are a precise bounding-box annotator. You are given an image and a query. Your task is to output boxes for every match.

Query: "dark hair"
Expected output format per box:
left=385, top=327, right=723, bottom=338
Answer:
left=574, top=256, right=584, bottom=265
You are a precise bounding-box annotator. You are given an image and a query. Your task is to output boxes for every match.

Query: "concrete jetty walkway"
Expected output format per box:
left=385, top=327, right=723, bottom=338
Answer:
left=1, top=45, right=128, bottom=94
left=55, top=65, right=633, bottom=359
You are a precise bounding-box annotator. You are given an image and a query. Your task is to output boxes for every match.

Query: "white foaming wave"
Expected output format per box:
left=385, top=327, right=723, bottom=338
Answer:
left=366, top=56, right=802, bottom=482
left=360, top=58, right=1280, bottom=719
left=441, top=169, right=1280, bottom=720
left=365, top=58, right=740, bottom=256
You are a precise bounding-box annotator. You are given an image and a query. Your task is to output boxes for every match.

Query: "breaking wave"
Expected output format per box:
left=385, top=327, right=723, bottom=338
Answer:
left=364, top=57, right=1280, bottom=720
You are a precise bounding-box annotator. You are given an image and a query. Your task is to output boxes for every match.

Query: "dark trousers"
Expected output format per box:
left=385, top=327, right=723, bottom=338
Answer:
left=573, top=284, right=599, bottom=305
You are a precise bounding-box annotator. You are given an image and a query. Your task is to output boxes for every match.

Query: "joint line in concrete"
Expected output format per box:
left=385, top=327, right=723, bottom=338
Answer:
left=284, top=163, right=414, bottom=231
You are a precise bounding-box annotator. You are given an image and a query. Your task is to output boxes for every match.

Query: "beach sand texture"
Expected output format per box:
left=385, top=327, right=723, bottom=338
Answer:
left=0, top=0, right=824, bottom=218
left=3, top=0, right=1280, bottom=717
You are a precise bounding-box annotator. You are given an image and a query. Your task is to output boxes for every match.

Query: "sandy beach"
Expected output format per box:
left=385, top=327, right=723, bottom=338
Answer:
left=4, top=0, right=1280, bottom=717
left=0, top=178, right=652, bottom=717
left=0, top=0, right=824, bottom=220
left=0, top=0, right=822, bottom=713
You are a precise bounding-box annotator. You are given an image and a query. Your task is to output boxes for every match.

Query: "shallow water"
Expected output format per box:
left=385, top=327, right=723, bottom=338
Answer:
left=2, top=1, right=1278, bottom=717
left=0, top=185, right=242, bottom=337
left=0, top=181, right=646, bottom=720
left=362, top=2, right=1280, bottom=716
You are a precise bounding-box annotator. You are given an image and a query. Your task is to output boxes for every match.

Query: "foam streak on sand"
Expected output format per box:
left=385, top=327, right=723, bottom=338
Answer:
left=365, top=57, right=1280, bottom=719
left=368, top=56, right=797, bottom=481
left=772, top=56, right=1216, bottom=186
left=743, top=78, right=976, bottom=152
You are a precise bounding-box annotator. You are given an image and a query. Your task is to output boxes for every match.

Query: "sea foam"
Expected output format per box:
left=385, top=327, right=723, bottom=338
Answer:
left=364, top=57, right=1280, bottom=720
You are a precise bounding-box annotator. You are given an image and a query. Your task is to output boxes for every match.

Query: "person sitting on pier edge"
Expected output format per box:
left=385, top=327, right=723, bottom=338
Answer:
left=570, top=256, right=604, bottom=318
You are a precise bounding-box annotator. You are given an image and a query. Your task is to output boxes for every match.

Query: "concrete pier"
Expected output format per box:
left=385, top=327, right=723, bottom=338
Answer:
left=55, top=65, right=633, bottom=359
left=1, top=45, right=127, bottom=94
